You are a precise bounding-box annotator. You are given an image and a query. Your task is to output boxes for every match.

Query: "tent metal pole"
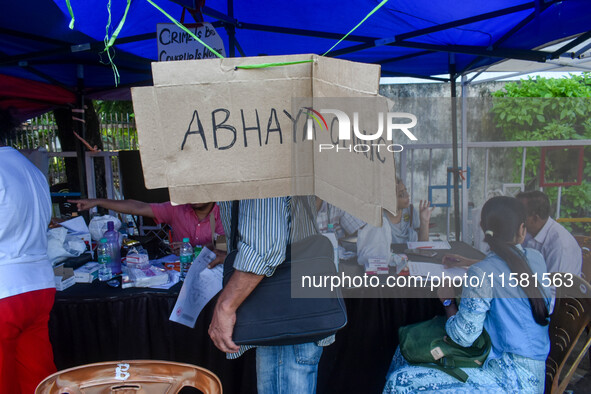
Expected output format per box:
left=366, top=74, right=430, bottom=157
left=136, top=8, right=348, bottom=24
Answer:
left=377, top=50, right=434, bottom=65
left=450, top=55, right=460, bottom=240
left=551, top=30, right=591, bottom=59
left=380, top=71, right=448, bottom=82
left=396, top=2, right=537, bottom=41
left=461, top=75, right=469, bottom=242
left=458, top=8, right=542, bottom=75
left=237, top=22, right=373, bottom=43
left=75, top=65, right=88, bottom=201
left=227, top=0, right=236, bottom=57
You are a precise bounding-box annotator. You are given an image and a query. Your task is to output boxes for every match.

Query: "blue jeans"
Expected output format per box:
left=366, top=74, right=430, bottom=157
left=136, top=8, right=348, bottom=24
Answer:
left=256, top=343, right=323, bottom=394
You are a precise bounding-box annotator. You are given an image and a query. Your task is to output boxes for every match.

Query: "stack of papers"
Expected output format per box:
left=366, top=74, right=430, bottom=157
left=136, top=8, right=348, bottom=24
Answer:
left=407, top=241, right=451, bottom=249
left=407, top=262, right=466, bottom=279
left=122, top=265, right=170, bottom=288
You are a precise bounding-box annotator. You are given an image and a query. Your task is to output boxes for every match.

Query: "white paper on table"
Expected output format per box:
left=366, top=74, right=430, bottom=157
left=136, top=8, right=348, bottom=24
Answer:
left=150, top=270, right=180, bottom=289
left=169, top=247, right=222, bottom=328
left=59, top=216, right=90, bottom=233
left=407, top=241, right=452, bottom=250
left=407, top=261, right=467, bottom=279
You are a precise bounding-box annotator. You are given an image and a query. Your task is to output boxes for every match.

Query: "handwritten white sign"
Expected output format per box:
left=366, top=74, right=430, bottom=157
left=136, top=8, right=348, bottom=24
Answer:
left=157, top=23, right=226, bottom=62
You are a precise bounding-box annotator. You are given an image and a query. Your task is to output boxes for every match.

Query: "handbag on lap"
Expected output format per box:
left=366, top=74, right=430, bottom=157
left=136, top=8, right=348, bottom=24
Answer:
left=398, top=315, right=491, bottom=382
left=223, top=200, right=347, bottom=346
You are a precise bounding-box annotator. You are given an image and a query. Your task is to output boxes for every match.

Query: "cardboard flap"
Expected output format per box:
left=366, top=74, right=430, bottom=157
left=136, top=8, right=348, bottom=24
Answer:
left=131, top=54, right=397, bottom=226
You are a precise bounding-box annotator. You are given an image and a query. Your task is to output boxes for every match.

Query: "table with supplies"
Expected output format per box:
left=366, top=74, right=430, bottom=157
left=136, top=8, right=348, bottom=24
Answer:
left=48, top=241, right=485, bottom=393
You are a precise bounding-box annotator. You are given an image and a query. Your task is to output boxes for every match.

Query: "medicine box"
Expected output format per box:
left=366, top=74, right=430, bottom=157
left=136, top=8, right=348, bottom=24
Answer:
left=74, top=262, right=100, bottom=283
left=54, top=264, right=76, bottom=291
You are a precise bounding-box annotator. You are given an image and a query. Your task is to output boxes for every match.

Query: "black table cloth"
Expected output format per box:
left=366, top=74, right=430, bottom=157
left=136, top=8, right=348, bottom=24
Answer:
left=49, top=241, right=481, bottom=393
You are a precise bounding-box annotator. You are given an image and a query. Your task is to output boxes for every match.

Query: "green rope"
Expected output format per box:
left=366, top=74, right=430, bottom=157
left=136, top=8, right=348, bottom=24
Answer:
left=146, top=0, right=224, bottom=59
left=322, top=0, right=389, bottom=56
left=101, top=0, right=121, bottom=86
left=65, top=0, right=75, bottom=29
left=237, top=0, right=390, bottom=69
left=235, top=59, right=315, bottom=69
left=64, top=0, right=388, bottom=78
left=104, top=0, right=113, bottom=50
left=105, top=0, right=132, bottom=49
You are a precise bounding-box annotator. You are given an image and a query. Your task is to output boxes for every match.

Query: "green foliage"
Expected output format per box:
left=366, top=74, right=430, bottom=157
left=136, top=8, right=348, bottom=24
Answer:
left=95, top=100, right=135, bottom=117
left=95, top=101, right=137, bottom=150
left=491, top=73, right=591, bottom=234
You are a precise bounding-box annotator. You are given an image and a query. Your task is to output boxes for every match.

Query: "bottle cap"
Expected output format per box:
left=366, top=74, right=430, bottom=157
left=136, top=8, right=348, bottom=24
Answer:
left=183, top=237, right=190, bottom=243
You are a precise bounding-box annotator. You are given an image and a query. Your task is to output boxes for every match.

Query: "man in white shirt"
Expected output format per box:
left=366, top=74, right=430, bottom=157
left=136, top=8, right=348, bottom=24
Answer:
left=517, top=191, right=582, bottom=275
left=0, top=109, right=57, bottom=393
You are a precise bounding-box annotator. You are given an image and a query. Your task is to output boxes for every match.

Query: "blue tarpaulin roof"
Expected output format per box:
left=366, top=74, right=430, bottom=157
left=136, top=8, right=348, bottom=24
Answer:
left=2, top=0, right=591, bottom=119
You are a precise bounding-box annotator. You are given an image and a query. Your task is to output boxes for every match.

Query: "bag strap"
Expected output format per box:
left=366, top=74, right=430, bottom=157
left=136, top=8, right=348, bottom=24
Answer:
left=210, top=211, right=216, bottom=240
left=429, top=364, right=469, bottom=383
left=409, top=203, right=414, bottom=227
left=302, top=197, right=316, bottom=228
left=229, top=197, right=317, bottom=254
left=230, top=200, right=240, bottom=251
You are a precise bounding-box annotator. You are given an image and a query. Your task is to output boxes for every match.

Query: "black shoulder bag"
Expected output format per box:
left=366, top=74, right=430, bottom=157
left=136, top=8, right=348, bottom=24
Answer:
left=223, top=200, right=347, bottom=346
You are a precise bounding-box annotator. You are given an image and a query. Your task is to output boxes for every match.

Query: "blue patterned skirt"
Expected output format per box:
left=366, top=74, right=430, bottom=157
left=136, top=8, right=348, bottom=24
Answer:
left=383, top=347, right=545, bottom=394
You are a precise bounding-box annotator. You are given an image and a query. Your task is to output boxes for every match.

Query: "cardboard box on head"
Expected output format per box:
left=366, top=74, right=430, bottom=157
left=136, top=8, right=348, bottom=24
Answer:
left=131, top=54, right=398, bottom=226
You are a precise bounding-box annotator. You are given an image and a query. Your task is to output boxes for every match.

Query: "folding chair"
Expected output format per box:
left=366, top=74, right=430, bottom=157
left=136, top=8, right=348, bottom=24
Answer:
left=574, top=235, right=591, bottom=282
left=35, top=360, right=222, bottom=394
left=545, top=274, right=591, bottom=393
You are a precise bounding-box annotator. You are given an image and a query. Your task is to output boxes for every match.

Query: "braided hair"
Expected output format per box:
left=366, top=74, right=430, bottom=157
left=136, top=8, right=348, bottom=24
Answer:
left=480, top=196, right=549, bottom=326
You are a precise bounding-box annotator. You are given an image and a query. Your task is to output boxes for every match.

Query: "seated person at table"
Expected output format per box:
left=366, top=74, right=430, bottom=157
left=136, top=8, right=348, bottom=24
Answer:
left=71, top=198, right=223, bottom=247
left=516, top=190, right=582, bottom=275
left=384, top=178, right=433, bottom=243
left=383, top=196, right=552, bottom=393
left=315, top=197, right=365, bottom=239
left=70, top=199, right=225, bottom=264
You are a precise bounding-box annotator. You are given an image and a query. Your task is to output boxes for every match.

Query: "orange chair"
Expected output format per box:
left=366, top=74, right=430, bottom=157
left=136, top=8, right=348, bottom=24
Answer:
left=35, top=360, right=222, bottom=394
left=545, top=274, right=591, bottom=393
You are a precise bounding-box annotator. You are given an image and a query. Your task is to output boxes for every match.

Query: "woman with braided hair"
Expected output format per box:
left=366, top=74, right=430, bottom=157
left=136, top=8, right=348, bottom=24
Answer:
left=384, top=196, right=552, bottom=393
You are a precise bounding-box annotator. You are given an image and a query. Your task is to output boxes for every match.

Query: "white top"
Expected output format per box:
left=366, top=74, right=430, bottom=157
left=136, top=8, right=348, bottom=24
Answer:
left=523, top=217, right=582, bottom=275
left=0, top=147, right=55, bottom=299
left=386, top=206, right=420, bottom=244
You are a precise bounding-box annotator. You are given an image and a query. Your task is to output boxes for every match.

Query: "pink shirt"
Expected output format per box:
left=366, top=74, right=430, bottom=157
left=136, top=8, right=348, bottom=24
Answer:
left=150, top=202, right=224, bottom=247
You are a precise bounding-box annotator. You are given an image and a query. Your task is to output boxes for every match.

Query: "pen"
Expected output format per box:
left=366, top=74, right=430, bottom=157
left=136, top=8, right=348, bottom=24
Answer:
left=417, top=246, right=433, bottom=249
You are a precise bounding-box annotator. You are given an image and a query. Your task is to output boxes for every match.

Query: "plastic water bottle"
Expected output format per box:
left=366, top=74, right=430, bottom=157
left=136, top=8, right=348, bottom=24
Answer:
left=103, top=221, right=122, bottom=275
left=97, top=238, right=112, bottom=281
left=325, top=224, right=339, bottom=271
left=194, top=245, right=203, bottom=260
left=179, top=238, right=194, bottom=281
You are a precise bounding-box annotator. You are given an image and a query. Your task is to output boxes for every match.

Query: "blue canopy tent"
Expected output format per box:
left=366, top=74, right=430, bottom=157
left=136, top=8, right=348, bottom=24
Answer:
left=2, top=0, right=591, bottom=235
left=3, top=0, right=591, bottom=98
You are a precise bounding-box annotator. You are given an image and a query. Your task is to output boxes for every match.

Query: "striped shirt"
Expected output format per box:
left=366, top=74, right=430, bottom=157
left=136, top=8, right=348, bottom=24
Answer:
left=218, top=196, right=335, bottom=358
left=316, top=200, right=366, bottom=239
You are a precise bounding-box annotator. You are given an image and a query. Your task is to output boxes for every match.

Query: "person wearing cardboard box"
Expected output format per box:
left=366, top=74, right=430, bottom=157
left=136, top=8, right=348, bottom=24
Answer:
left=209, top=197, right=334, bottom=393
left=0, top=109, right=57, bottom=393
left=69, top=198, right=226, bottom=267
